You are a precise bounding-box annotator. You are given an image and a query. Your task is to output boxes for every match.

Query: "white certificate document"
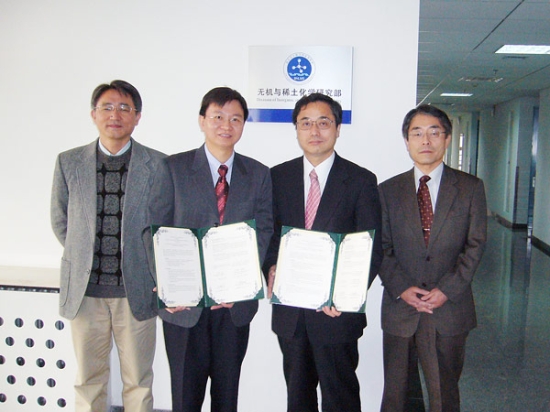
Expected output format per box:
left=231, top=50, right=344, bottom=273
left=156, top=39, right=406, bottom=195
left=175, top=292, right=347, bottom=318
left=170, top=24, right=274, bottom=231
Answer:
left=332, top=231, right=373, bottom=312
left=152, top=221, right=264, bottom=308
left=273, top=229, right=336, bottom=310
left=202, top=222, right=264, bottom=304
left=153, top=227, right=203, bottom=307
left=271, top=227, right=374, bottom=312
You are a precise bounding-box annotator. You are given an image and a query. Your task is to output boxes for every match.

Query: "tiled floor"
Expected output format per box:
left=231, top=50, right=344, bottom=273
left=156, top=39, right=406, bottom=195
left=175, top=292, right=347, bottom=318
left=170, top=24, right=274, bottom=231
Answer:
left=459, top=218, right=550, bottom=411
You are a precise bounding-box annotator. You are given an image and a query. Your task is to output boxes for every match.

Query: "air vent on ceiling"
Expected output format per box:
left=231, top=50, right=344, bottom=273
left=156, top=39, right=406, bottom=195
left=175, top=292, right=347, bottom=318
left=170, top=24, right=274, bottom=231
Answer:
left=458, top=77, right=503, bottom=83
left=502, top=55, right=528, bottom=60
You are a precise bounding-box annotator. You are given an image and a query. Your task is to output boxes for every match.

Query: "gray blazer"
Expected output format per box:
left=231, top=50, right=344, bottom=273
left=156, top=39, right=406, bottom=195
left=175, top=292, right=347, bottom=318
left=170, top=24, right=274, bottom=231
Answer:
left=378, top=165, right=487, bottom=337
left=51, top=138, right=167, bottom=321
left=148, top=145, right=273, bottom=328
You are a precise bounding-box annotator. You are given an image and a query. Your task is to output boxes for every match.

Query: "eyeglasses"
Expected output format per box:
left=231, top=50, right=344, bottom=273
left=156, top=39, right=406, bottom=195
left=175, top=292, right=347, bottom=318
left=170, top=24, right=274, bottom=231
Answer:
left=296, top=118, right=335, bottom=130
left=408, top=128, right=447, bottom=139
left=94, top=104, right=139, bottom=114
left=206, top=115, right=244, bottom=127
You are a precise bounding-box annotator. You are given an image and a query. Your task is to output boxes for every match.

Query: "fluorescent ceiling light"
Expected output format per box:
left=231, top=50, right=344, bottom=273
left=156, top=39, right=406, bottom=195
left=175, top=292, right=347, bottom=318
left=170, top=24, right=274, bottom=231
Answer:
left=495, top=45, right=550, bottom=55
left=440, top=93, right=472, bottom=97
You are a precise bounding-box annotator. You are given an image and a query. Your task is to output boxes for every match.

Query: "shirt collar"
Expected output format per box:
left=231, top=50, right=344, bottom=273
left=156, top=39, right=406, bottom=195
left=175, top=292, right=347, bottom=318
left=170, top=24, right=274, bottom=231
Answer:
left=204, top=145, right=235, bottom=185
left=414, top=161, right=444, bottom=188
left=303, top=152, right=335, bottom=194
left=98, top=139, right=132, bottom=156
left=303, top=152, right=335, bottom=176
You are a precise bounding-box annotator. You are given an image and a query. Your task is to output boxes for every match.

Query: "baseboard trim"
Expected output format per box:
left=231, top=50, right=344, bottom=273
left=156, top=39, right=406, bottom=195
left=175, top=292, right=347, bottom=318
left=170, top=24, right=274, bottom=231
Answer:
left=492, top=213, right=527, bottom=230
left=532, top=236, right=550, bottom=257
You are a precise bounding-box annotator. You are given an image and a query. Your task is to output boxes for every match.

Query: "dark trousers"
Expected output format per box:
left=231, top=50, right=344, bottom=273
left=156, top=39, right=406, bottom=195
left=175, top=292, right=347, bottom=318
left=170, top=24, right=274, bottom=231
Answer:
left=163, top=308, right=250, bottom=412
left=277, top=310, right=361, bottom=412
left=406, top=343, right=426, bottom=412
left=381, top=314, right=468, bottom=412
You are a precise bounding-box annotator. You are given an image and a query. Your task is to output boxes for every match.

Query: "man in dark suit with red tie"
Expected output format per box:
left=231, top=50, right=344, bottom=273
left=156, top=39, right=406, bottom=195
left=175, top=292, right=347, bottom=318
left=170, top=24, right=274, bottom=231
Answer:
left=264, top=93, right=383, bottom=412
left=148, top=87, right=273, bottom=412
left=378, top=104, right=487, bottom=412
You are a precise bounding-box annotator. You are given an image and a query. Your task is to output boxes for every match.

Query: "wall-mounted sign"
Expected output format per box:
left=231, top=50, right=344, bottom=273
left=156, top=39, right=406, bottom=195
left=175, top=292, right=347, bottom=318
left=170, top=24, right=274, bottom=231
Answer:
left=248, top=46, right=353, bottom=124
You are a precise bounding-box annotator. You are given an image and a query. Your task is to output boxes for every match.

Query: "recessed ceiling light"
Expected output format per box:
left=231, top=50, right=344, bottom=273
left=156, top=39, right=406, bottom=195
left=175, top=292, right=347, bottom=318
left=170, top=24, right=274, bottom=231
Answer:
left=495, top=45, right=550, bottom=55
left=440, top=93, right=473, bottom=97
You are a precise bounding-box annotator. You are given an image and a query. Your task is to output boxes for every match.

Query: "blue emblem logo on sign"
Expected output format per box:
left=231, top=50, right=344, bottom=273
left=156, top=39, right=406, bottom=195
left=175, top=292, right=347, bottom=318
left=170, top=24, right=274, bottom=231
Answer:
left=285, top=53, right=314, bottom=83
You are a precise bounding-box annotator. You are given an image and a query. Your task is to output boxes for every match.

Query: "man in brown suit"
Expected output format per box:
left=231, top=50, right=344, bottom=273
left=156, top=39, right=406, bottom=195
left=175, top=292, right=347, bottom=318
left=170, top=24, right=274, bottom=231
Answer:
left=378, top=104, right=487, bottom=412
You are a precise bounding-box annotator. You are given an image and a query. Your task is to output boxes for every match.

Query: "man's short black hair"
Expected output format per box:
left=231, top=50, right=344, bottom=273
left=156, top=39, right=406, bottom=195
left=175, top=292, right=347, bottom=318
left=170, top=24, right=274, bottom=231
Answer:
left=199, top=87, right=249, bottom=121
left=402, top=104, right=452, bottom=139
left=292, top=93, right=343, bottom=127
left=91, top=80, right=142, bottom=112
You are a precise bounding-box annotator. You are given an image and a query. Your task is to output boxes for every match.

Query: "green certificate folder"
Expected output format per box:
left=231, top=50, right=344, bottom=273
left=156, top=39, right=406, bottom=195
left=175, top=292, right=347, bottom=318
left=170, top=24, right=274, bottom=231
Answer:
left=152, top=220, right=264, bottom=308
left=271, top=226, right=374, bottom=313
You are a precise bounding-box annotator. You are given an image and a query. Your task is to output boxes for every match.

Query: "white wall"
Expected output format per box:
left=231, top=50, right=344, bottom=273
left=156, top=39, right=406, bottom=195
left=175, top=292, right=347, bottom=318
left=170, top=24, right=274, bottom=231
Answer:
left=477, top=97, right=537, bottom=225
left=0, top=0, right=420, bottom=411
left=533, top=87, right=550, bottom=245
left=515, top=99, right=537, bottom=225
left=445, top=112, right=473, bottom=172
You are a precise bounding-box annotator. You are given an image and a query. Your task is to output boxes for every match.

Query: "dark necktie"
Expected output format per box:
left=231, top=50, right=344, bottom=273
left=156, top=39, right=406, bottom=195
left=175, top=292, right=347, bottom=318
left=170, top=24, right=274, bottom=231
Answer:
left=215, top=165, right=229, bottom=224
left=417, top=175, right=433, bottom=246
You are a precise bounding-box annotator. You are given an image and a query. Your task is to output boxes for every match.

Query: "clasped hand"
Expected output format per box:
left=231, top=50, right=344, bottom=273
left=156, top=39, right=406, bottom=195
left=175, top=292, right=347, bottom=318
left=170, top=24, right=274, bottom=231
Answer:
left=400, top=286, right=448, bottom=314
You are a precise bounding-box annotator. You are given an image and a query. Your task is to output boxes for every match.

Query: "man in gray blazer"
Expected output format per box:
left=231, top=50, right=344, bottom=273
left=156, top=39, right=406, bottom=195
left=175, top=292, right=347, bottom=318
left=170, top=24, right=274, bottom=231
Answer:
left=51, top=80, right=166, bottom=412
left=148, top=87, right=273, bottom=412
left=378, top=104, right=487, bottom=412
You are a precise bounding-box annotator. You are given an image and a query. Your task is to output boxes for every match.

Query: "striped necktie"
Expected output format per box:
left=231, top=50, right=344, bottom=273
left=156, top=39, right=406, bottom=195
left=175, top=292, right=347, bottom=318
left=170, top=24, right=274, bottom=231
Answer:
left=305, top=169, right=321, bottom=230
left=215, top=165, right=229, bottom=224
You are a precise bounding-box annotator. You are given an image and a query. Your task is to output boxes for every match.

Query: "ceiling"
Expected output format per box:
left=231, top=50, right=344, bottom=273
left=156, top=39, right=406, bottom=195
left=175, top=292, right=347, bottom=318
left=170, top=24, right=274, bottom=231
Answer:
left=417, top=0, right=550, bottom=113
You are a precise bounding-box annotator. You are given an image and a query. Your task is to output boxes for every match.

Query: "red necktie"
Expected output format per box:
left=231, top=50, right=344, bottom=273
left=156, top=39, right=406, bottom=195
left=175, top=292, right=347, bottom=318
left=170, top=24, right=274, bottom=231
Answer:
left=305, top=169, right=321, bottom=230
left=417, top=175, right=433, bottom=246
left=216, top=165, right=229, bottom=224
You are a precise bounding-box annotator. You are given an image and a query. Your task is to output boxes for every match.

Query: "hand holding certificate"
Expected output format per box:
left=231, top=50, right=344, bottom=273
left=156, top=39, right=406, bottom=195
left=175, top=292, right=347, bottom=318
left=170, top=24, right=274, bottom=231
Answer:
left=152, top=221, right=264, bottom=308
left=271, top=227, right=374, bottom=313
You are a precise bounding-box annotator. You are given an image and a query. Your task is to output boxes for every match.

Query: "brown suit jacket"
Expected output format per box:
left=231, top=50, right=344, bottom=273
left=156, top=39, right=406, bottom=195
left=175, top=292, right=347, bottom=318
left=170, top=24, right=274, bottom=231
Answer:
left=378, top=165, right=487, bottom=337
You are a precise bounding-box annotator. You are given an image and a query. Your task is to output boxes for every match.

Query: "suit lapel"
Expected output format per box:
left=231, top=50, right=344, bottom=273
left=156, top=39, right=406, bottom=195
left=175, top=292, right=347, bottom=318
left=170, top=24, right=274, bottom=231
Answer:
left=399, top=170, right=426, bottom=245
left=76, top=141, right=98, bottom=241
left=124, top=139, right=151, bottom=225
left=286, top=159, right=306, bottom=227
left=224, top=153, right=247, bottom=224
left=312, top=155, right=346, bottom=230
left=191, top=145, right=219, bottom=220
left=429, top=166, right=458, bottom=246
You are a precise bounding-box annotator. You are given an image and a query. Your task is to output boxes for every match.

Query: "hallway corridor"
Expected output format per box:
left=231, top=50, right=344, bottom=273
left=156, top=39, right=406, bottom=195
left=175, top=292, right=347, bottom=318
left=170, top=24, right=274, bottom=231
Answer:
left=460, top=218, right=550, bottom=411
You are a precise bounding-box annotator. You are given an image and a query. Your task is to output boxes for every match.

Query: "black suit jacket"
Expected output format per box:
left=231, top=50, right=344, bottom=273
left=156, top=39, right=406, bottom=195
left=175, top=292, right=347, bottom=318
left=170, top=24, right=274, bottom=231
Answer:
left=378, top=165, right=487, bottom=337
left=264, top=154, right=382, bottom=345
left=149, top=145, right=273, bottom=328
